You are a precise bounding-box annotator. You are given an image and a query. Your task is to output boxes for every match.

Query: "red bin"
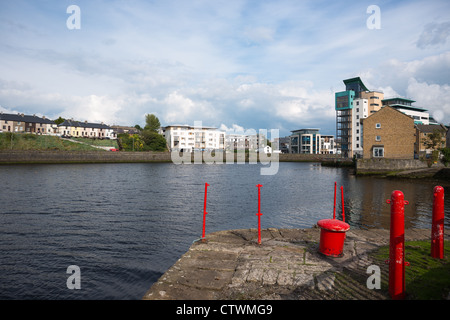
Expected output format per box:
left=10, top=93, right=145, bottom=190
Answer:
left=317, top=219, right=350, bottom=257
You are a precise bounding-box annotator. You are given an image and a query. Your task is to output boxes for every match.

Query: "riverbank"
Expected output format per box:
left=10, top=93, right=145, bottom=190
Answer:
left=0, top=150, right=339, bottom=164
left=143, top=227, right=450, bottom=300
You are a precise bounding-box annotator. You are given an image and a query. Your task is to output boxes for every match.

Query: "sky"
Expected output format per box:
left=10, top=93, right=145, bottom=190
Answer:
left=0, top=0, right=449, bottom=137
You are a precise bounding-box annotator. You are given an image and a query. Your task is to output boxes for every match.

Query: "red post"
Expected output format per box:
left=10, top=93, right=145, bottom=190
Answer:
left=431, top=186, right=445, bottom=259
left=256, top=184, right=263, bottom=245
left=202, top=182, right=210, bottom=241
left=333, top=182, right=337, bottom=219
left=386, top=190, right=409, bottom=300
left=340, top=185, right=345, bottom=222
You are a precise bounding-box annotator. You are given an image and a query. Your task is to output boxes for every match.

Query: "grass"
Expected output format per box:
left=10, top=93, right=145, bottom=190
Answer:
left=70, top=137, right=118, bottom=148
left=0, top=133, right=102, bottom=151
left=370, top=240, right=450, bottom=299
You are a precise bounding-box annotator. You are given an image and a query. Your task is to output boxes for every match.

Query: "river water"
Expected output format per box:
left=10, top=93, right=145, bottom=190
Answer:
left=0, top=162, right=448, bottom=299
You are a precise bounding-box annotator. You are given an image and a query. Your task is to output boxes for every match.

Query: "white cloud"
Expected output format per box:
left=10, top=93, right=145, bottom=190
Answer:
left=406, top=78, right=450, bottom=124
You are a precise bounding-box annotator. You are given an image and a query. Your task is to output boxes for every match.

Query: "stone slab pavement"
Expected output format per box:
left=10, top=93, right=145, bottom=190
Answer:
left=143, top=227, right=450, bottom=300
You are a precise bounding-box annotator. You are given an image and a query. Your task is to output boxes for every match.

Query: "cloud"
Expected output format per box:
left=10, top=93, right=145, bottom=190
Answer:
left=417, top=21, right=450, bottom=49
left=406, top=78, right=450, bottom=124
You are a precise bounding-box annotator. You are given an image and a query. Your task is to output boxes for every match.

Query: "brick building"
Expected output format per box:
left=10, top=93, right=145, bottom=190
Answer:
left=361, top=106, right=415, bottom=159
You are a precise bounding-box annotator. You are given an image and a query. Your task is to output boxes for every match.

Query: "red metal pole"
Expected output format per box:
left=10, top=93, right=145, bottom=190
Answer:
left=256, top=184, right=263, bottom=245
left=431, top=186, right=445, bottom=259
left=202, top=182, right=210, bottom=240
left=333, top=182, right=337, bottom=219
left=386, top=190, right=408, bottom=300
left=340, top=185, right=345, bottom=222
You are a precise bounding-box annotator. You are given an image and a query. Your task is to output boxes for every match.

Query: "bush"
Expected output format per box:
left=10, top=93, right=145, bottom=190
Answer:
left=441, top=148, right=450, bottom=167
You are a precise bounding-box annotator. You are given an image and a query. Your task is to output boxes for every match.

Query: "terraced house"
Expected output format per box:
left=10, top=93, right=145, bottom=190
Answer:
left=0, top=112, right=57, bottom=134
left=58, top=119, right=116, bottom=139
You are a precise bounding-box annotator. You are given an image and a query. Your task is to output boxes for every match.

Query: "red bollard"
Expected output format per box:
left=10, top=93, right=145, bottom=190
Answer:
left=340, top=185, right=345, bottom=222
left=333, top=182, right=337, bottom=219
left=201, top=182, right=210, bottom=241
left=431, top=186, right=445, bottom=259
left=256, top=184, right=263, bottom=245
left=386, top=190, right=409, bottom=300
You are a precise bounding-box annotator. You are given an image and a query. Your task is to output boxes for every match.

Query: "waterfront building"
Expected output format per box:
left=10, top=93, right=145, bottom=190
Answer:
left=0, top=112, right=57, bottom=134
left=335, top=77, right=385, bottom=158
left=320, top=135, right=336, bottom=154
left=290, top=128, right=321, bottom=154
left=361, top=106, right=415, bottom=159
left=272, top=137, right=290, bottom=153
left=58, top=119, right=116, bottom=139
left=381, top=98, right=437, bottom=125
left=415, top=124, right=448, bottom=158
left=160, top=124, right=225, bottom=152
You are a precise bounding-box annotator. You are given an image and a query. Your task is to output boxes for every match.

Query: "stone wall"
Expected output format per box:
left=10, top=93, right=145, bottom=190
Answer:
left=357, top=158, right=428, bottom=173
left=0, top=150, right=342, bottom=164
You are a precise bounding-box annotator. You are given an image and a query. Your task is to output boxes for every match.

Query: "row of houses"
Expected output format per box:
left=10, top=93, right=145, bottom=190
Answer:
left=0, top=112, right=116, bottom=139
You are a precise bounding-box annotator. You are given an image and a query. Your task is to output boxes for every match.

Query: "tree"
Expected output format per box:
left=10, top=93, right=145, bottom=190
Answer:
left=422, top=128, right=446, bottom=163
left=54, top=116, right=65, bottom=125
left=144, top=114, right=161, bottom=132
left=423, top=128, right=445, bottom=151
left=141, top=130, right=167, bottom=151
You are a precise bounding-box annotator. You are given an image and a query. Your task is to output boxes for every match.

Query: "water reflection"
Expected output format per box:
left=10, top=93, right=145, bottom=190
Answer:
left=0, top=162, right=448, bottom=299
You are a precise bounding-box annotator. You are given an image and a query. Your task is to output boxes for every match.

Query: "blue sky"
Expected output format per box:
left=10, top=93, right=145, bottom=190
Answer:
left=1, top=0, right=449, bottom=136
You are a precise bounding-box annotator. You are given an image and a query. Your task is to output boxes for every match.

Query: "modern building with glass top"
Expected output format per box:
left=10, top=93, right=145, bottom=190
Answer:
left=335, top=76, right=435, bottom=158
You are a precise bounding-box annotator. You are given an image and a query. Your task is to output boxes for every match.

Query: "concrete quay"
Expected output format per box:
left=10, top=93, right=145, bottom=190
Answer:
left=143, top=227, right=450, bottom=300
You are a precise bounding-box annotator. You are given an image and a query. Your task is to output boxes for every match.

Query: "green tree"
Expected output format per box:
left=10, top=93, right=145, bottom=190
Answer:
left=144, top=114, right=161, bottom=132
left=141, top=130, right=167, bottom=151
left=54, top=116, right=65, bottom=125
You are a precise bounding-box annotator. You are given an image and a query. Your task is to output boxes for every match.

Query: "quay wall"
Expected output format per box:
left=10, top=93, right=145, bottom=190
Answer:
left=356, top=158, right=428, bottom=173
left=0, top=150, right=343, bottom=164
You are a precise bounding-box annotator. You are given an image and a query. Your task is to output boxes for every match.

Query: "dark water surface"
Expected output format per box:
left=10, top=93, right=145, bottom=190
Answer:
left=0, top=162, right=448, bottom=299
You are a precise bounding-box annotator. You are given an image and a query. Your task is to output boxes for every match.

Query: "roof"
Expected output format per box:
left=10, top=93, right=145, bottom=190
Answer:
left=415, top=124, right=448, bottom=133
left=361, top=105, right=415, bottom=123
left=382, top=97, right=416, bottom=103
left=0, top=112, right=55, bottom=124
left=58, top=119, right=112, bottom=129
left=343, top=77, right=369, bottom=92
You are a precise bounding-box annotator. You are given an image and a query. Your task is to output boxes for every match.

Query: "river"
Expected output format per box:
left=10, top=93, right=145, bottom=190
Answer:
left=0, top=162, right=448, bottom=299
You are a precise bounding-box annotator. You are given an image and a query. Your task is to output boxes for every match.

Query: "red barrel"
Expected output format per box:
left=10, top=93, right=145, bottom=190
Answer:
left=317, top=219, right=350, bottom=257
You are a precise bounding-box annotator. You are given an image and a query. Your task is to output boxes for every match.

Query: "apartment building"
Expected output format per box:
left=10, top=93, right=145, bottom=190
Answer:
left=381, top=98, right=437, bottom=125
left=160, top=124, right=225, bottom=152
left=290, top=129, right=321, bottom=154
left=361, top=106, right=415, bottom=159
left=0, top=112, right=57, bottom=134
left=320, top=135, right=336, bottom=154
left=335, top=77, right=385, bottom=158
left=58, top=119, right=116, bottom=139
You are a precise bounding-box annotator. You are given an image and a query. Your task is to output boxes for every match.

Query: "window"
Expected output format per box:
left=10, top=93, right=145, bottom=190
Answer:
left=376, top=123, right=381, bottom=128
left=373, top=147, right=384, bottom=158
left=375, top=136, right=381, bottom=141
